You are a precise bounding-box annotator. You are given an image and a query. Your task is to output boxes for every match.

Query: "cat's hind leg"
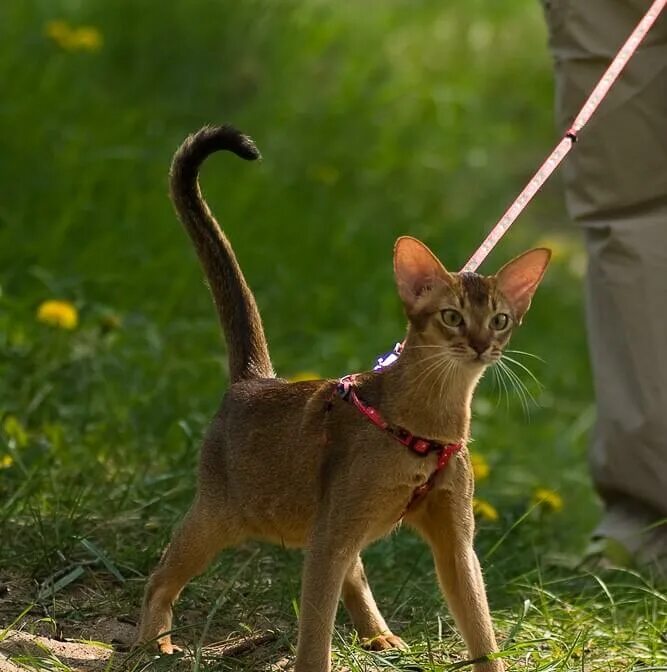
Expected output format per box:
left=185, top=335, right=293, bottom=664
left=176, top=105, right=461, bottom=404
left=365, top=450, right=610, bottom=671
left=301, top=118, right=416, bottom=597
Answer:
left=342, top=554, right=407, bottom=651
left=136, top=496, right=242, bottom=654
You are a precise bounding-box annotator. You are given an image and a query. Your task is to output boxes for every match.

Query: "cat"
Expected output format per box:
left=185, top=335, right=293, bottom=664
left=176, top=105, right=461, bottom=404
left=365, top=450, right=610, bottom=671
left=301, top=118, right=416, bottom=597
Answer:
left=136, top=125, right=550, bottom=672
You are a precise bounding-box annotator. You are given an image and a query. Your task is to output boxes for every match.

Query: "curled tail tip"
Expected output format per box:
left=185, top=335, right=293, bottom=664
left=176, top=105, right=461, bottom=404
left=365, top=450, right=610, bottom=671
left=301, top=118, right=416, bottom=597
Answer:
left=184, top=124, right=261, bottom=160
left=170, top=124, right=261, bottom=185
left=208, top=124, right=261, bottom=161
left=227, top=125, right=261, bottom=161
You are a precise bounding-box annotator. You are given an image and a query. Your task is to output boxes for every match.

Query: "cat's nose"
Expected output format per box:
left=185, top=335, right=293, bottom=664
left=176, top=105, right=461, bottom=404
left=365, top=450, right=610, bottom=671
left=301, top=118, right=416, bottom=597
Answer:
left=469, top=340, right=487, bottom=355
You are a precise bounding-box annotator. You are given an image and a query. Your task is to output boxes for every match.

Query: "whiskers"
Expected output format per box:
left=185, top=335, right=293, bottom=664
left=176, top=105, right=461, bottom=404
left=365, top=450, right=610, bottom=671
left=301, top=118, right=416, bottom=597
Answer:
left=506, top=348, right=545, bottom=363
left=404, top=345, right=461, bottom=402
left=402, top=344, right=543, bottom=412
left=491, top=350, right=545, bottom=417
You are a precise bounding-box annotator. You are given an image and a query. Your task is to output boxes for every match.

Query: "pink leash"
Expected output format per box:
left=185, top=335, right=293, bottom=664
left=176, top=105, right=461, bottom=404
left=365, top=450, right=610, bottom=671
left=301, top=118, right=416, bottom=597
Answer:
left=371, top=0, right=665, bottom=371
left=338, top=2, right=665, bottom=515
left=462, top=0, right=666, bottom=273
left=368, top=3, right=665, bottom=372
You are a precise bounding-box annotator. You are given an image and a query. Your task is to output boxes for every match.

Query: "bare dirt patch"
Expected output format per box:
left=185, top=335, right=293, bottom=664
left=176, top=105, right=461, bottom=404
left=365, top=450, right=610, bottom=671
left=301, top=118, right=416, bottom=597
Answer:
left=0, top=624, right=288, bottom=671
left=0, top=630, right=116, bottom=672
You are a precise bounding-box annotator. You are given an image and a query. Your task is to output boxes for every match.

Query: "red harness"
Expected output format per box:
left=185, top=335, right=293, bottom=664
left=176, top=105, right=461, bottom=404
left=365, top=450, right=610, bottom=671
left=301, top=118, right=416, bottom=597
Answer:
left=330, top=375, right=462, bottom=517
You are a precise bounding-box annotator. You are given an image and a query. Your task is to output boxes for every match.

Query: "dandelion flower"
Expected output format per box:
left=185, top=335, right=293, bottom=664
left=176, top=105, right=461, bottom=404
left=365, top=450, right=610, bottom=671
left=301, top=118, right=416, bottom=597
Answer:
left=288, top=372, right=320, bottom=382
left=2, top=416, right=28, bottom=447
left=0, top=455, right=13, bottom=469
left=45, top=20, right=71, bottom=45
left=71, top=26, right=103, bottom=51
left=532, top=487, right=564, bottom=513
left=45, top=20, right=103, bottom=52
left=470, top=452, right=490, bottom=481
left=37, top=300, right=78, bottom=330
left=534, top=235, right=572, bottom=263
left=473, top=498, right=498, bottom=522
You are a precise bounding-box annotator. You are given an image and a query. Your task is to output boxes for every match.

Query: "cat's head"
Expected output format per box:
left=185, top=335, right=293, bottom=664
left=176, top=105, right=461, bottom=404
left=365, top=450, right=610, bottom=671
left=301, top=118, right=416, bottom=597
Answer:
left=394, top=236, right=550, bottom=367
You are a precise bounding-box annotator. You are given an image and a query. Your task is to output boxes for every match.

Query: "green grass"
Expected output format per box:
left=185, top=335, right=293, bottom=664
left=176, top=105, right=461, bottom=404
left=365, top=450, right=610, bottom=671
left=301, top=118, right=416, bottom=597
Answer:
left=1, top=1, right=665, bottom=670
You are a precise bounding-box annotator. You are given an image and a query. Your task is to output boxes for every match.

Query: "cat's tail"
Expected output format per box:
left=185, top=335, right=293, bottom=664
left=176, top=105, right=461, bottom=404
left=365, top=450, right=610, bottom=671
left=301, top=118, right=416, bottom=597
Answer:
left=169, top=125, right=274, bottom=383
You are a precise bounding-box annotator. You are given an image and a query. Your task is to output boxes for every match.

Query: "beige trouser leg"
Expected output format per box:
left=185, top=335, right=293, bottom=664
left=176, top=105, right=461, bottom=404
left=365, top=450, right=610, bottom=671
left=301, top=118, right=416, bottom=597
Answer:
left=541, top=0, right=667, bottom=529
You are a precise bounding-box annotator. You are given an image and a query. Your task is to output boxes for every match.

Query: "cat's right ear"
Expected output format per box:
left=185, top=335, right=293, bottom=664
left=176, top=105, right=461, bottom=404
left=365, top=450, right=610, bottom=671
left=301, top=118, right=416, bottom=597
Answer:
left=394, top=236, right=452, bottom=313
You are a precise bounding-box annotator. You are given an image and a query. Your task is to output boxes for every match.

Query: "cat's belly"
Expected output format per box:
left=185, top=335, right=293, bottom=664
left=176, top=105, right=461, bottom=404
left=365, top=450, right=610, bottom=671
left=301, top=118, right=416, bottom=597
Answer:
left=241, top=498, right=315, bottom=548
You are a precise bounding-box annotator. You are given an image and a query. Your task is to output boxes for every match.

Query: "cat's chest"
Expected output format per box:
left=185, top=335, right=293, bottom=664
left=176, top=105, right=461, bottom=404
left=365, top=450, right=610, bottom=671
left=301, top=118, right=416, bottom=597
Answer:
left=410, top=448, right=463, bottom=489
left=360, top=447, right=467, bottom=542
left=375, top=440, right=465, bottom=495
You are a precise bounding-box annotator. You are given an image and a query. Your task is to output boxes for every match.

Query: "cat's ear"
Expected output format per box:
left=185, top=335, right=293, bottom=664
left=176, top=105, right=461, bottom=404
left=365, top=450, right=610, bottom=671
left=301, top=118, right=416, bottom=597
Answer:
left=496, top=248, right=551, bottom=322
left=394, top=236, right=452, bottom=312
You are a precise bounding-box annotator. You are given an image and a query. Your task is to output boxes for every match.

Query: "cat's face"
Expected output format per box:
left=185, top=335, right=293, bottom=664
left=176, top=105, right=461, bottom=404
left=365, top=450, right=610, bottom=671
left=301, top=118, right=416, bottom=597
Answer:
left=394, top=237, right=550, bottom=368
left=406, top=273, right=518, bottom=366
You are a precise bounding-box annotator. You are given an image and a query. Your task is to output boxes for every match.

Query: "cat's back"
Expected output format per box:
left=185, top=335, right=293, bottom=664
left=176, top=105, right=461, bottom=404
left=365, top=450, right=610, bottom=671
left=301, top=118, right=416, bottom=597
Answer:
left=222, top=376, right=333, bottom=423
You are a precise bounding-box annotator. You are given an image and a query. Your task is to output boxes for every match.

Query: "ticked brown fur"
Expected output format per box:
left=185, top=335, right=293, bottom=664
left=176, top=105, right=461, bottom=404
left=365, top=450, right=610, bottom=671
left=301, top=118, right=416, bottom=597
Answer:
left=137, top=126, right=551, bottom=672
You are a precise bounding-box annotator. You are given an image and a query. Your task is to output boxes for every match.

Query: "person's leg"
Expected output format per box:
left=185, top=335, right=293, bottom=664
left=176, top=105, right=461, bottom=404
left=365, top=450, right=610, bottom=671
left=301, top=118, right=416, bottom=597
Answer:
left=541, top=0, right=667, bottom=570
left=584, top=217, right=667, bottom=567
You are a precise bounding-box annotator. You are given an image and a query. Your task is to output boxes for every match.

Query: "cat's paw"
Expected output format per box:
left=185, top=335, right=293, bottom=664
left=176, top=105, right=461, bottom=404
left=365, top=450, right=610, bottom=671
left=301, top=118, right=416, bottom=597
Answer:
left=362, top=634, right=409, bottom=651
left=131, top=637, right=182, bottom=656
left=158, top=641, right=182, bottom=655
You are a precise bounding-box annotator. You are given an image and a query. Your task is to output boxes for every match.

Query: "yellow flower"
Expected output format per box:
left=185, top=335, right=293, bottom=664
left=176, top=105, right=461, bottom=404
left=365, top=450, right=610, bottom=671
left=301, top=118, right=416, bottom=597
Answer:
left=2, top=416, right=28, bottom=448
left=288, top=372, right=321, bottom=382
left=44, top=20, right=103, bottom=52
left=0, top=455, right=13, bottom=469
left=532, top=487, right=564, bottom=513
left=534, top=235, right=570, bottom=263
left=71, top=26, right=103, bottom=51
left=473, top=498, right=498, bottom=522
left=45, top=20, right=71, bottom=44
left=470, top=452, right=490, bottom=481
left=37, top=300, right=79, bottom=330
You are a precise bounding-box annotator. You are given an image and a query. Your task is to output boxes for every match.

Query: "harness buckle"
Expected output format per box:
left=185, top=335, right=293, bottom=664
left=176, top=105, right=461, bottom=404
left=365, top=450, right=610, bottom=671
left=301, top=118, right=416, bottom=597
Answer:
left=410, top=437, right=432, bottom=455
left=390, top=427, right=411, bottom=445
left=336, top=379, right=353, bottom=401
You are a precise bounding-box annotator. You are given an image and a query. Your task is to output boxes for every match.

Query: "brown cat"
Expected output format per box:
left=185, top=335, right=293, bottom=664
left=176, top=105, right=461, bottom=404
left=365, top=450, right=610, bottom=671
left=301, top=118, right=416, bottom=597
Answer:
left=136, top=125, right=550, bottom=672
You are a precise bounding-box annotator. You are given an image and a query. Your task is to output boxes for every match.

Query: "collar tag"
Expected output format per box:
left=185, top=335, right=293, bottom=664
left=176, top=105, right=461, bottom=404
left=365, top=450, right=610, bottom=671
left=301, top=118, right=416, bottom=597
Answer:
left=373, top=342, right=403, bottom=371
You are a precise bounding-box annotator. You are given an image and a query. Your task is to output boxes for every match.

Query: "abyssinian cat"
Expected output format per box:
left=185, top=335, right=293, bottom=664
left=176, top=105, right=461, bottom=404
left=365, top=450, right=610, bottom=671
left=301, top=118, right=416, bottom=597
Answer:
left=136, top=125, right=550, bottom=672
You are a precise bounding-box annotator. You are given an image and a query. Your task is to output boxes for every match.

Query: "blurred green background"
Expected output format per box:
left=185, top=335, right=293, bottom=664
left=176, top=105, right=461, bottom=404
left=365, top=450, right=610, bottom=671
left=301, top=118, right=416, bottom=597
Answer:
left=0, top=0, right=592, bottom=610
left=5, top=1, right=645, bottom=669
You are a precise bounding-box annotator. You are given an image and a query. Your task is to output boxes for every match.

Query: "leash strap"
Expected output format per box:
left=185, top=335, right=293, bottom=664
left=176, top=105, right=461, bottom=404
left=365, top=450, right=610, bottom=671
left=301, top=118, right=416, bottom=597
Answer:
left=330, top=5, right=664, bottom=515
left=370, top=1, right=666, bottom=370
left=462, top=0, right=666, bottom=273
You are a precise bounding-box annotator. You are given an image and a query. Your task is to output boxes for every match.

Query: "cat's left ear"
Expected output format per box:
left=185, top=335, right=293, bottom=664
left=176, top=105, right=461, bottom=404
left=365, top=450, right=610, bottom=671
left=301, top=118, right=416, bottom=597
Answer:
left=394, top=236, right=453, bottom=314
left=496, top=248, right=551, bottom=322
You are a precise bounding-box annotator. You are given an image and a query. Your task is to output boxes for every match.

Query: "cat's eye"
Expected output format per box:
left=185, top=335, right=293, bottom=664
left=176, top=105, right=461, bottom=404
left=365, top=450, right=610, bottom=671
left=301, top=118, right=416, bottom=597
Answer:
left=441, top=309, right=464, bottom=328
left=490, top=313, right=510, bottom=330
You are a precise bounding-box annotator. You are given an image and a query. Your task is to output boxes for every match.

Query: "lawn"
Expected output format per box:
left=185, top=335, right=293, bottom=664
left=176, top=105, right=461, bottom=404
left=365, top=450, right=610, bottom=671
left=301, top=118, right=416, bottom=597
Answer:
left=1, top=1, right=665, bottom=670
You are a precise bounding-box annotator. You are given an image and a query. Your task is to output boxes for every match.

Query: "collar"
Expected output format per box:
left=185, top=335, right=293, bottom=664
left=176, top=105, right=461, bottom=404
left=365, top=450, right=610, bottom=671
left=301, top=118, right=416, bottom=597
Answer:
left=331, top=374, right=462, bottom=516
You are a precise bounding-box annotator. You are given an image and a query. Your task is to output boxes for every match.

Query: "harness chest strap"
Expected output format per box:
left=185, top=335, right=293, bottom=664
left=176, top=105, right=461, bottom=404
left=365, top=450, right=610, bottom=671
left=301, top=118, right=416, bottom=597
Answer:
left=330, top=375, right=462, bottom=516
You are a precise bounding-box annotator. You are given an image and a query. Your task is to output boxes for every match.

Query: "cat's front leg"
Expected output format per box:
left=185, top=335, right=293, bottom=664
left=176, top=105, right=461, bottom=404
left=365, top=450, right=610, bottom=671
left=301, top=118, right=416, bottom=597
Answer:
left=408, top=492, right=504, bottom=672
left=295, top=525, right=362, bottom=672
